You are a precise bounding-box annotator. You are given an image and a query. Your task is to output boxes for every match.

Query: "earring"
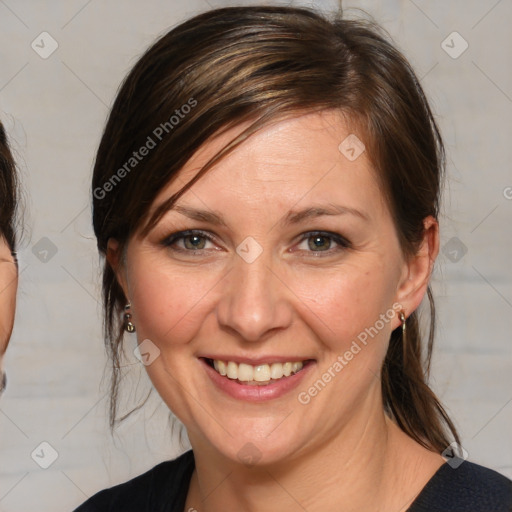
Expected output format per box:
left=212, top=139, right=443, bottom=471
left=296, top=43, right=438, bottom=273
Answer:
left=399, top=310, right=407, bottom=336
left=124, top=303, right=136, bottom=333
left=399, top=310, right=407, bottom=361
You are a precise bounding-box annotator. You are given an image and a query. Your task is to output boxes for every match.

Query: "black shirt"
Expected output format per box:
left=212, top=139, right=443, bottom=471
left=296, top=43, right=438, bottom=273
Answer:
left=74, top=450, right=512, bottom=511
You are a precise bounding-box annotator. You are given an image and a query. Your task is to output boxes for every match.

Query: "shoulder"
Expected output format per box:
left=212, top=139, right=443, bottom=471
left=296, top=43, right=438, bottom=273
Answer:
left=409, top=460, right=512, bottom=512
left=73, top=450, right=195, bottom=512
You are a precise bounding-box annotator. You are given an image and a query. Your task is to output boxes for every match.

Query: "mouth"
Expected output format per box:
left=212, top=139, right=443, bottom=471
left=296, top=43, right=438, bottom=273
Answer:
left=201, top=357, right=314, bottom=386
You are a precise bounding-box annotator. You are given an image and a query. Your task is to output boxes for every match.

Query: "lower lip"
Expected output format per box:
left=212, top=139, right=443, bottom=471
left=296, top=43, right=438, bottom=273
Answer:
left=200, top=359, right=315, bottom=402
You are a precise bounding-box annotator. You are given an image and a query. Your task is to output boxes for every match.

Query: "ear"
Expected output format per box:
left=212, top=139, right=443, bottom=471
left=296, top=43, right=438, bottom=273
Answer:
left=0, top=236, right=18, bottom=360
left=395, top=216, right=439, bottom=317
left=106, top=238, right=128, bottom=298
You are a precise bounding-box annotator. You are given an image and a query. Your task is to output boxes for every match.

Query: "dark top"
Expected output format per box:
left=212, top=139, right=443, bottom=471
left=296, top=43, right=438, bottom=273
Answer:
left=74, top=450, right=512, bottom=511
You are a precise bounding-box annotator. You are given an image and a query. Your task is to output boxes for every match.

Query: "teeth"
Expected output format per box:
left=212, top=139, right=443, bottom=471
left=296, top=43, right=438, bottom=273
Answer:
left=254, top=364, right=271, bottom=382
left=210, top=359, right=304, bottom=383
left=238, top=363, right=253, bottom=382
left=227, top=361, right=238, bottom=379
left=270, top=363, right=283, bottom=379
left=291, top=362, right=302, bottom=373
left=213, top=360, right=227, bottom=376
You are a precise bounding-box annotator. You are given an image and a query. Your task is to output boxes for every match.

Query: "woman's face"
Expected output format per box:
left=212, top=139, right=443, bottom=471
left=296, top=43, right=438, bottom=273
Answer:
left=112, top=111, right=434, bottom=465
left=0, top=236, right=17, bottom=366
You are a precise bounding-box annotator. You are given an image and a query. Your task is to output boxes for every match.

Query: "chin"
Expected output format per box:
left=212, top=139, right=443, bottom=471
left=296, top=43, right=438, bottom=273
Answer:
left=198, top=418, right=308, bottom=468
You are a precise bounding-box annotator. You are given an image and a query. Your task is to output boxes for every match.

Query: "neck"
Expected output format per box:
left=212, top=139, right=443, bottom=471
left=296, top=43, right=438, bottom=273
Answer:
left=185, top=403, right=443, bottom=512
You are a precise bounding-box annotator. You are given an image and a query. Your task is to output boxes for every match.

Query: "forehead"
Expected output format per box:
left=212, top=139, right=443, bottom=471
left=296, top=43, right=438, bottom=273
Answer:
left=182, top=110, right=356, bottom=175
left=152, top=110, right=386, bottom=219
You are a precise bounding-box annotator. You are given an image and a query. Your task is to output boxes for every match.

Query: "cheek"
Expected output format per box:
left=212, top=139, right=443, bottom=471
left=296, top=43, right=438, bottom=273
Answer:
left=290, top=263, right=398, bottom=355
left=127, top=257, right=220, bottom=346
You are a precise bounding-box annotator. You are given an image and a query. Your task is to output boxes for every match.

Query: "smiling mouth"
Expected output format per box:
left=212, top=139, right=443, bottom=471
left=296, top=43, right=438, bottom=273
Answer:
left=203, top=358, right=313, bottom=386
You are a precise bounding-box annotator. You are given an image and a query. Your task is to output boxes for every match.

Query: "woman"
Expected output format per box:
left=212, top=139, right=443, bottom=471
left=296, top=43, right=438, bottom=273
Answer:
left=0, top=120, right=19, bottom=396
left=76, top=6, right=512, bottom=511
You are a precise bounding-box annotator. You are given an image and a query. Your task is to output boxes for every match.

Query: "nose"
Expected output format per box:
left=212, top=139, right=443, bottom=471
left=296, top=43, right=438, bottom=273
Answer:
left=216, top=250, right=293, bottom=343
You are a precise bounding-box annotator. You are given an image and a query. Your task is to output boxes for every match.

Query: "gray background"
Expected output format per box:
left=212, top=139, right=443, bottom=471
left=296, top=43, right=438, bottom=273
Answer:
left=0, top=0, right=511, bottom=510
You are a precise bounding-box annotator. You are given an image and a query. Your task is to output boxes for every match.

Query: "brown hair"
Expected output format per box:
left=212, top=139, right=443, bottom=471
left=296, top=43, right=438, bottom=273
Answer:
left=0, top=121, right=18, bottom=254
left=92, top=5, right=459, bottom=450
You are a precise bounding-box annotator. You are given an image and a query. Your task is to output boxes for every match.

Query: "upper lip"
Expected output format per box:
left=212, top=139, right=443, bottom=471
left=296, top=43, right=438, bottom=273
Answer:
left=199, top=355, right=315, bottom=365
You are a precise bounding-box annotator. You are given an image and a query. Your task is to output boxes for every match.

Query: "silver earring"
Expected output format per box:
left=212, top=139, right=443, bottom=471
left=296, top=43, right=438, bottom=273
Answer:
left=124, top=303, right=136, bottom=333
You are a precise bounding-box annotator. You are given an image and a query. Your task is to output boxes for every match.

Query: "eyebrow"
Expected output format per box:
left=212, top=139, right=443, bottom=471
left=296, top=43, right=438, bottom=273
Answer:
left=172, top=203, right=369, bottom=227
left=282, top=204, right=370, bottom=225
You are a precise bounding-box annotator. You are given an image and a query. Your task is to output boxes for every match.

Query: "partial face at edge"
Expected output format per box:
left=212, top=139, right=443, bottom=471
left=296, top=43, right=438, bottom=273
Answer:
left=109, top=110, right=437, bottom=465
left=0, top=235, right=18, bottom=366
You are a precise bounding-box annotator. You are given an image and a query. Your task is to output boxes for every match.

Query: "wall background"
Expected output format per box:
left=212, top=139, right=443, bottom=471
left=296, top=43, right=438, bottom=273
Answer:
left=0, top=0, right=511, bottom=510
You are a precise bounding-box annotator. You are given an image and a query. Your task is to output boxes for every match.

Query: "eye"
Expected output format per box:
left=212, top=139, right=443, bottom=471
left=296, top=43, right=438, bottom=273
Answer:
left=161, top=230, right=217, bottom=253
left=160, top=229, right=350, bottom=257
left=295, top=231, right=351, bottom=255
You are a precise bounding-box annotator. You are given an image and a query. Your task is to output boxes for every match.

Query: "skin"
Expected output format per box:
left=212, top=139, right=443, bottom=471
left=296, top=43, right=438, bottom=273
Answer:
left=109, top=110, right=445, bottom=512
left=0, top=235, right=17, bottom=375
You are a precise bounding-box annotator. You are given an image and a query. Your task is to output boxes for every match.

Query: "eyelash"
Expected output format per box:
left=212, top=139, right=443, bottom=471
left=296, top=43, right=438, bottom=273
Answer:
left=161, top=229, right=351, bottom=257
